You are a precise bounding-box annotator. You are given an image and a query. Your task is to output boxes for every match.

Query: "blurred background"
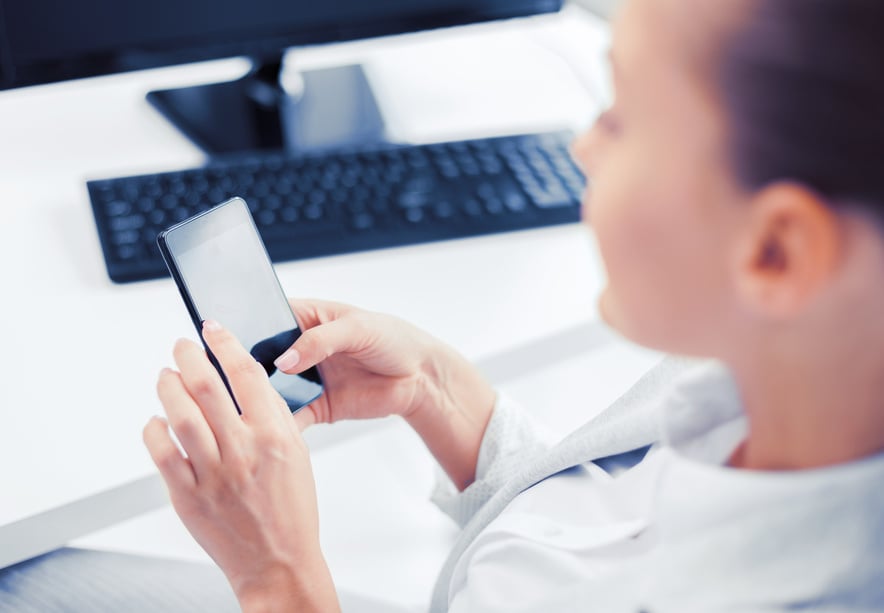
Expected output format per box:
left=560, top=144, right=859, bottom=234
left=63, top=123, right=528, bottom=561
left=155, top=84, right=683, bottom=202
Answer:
left=572, top=0, right=620, bottom=19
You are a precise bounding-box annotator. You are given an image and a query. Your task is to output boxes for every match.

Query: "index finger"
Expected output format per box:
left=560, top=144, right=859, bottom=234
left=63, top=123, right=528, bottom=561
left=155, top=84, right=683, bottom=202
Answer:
left=201, top=319, right=285, bottom=427
left=287, top=298, right=353, bottom=330
left=172, top=338, right=244, bottom=448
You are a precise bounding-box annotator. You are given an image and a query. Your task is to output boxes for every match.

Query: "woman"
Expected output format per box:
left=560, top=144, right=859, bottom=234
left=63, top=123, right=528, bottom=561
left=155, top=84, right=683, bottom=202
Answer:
left=7, top=0, right=880, bottom=610
left=142, top=0, right=884, bottom=610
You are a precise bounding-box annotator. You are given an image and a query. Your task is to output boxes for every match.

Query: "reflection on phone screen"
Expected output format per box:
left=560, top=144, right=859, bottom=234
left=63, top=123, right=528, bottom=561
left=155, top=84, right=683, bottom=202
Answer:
left=250, top=328, right=322, bottom=409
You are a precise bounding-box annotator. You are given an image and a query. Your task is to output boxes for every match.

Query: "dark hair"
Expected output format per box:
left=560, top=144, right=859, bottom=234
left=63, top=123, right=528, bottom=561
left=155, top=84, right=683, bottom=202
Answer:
left=718, top=0, right=884, bottom=215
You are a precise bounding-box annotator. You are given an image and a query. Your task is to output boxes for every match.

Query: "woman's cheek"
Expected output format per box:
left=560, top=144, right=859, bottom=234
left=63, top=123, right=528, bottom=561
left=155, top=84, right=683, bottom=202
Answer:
left=588, top=160, right=678, bottom=346
left=585, top=176, right=640, bottom=333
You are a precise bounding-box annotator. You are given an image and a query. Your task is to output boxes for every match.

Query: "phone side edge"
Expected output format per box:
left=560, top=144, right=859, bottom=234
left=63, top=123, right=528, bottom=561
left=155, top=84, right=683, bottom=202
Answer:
left=156, top=229, right=205, bottom=336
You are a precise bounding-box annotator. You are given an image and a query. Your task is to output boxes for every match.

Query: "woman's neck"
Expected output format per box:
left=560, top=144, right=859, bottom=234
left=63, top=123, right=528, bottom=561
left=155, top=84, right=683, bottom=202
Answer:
left=727, top=324, right=884, bottom=471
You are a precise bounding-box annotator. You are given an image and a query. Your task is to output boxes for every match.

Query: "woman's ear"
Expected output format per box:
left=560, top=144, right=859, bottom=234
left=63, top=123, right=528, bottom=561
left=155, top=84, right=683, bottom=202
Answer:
left=733, top=182, right=842, bottom=319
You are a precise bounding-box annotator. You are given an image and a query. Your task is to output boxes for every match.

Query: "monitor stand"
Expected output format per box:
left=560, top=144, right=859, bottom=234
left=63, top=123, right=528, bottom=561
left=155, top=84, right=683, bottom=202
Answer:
left=146, top=53, right=387, bottom=157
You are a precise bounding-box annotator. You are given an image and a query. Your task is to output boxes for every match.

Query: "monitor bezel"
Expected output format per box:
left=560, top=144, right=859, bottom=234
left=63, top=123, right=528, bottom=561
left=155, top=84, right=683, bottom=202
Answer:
left=0, top=0, right=563, bottom=90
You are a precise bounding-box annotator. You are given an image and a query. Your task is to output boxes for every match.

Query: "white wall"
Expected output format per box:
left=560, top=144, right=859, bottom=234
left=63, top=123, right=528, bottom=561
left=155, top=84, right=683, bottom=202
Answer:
left=568, top=0, right=620, bottom=19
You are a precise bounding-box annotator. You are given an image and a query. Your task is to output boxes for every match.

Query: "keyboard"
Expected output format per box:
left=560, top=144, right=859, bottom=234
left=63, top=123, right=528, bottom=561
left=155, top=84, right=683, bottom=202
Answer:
left=88, top=131, right=585, bottom=283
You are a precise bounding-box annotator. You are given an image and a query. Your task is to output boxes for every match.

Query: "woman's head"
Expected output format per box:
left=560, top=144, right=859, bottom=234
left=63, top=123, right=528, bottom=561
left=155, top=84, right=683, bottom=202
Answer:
left=719, top=1, right=884, bottom=214
left=572, top=0, right=884, bottom=359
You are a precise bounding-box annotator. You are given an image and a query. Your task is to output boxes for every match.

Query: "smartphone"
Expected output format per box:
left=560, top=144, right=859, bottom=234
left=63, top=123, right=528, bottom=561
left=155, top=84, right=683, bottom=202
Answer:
left=157, top=197, right=323, bottom=414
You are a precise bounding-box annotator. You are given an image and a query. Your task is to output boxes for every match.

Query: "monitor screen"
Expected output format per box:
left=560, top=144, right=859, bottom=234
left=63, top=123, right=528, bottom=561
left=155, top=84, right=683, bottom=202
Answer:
left=0, top=0, right=562, bottom=90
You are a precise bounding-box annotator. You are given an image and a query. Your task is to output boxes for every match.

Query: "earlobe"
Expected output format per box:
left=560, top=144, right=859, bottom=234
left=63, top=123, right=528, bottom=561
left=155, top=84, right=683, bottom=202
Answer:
left=734, top=183, right=842, bottom=319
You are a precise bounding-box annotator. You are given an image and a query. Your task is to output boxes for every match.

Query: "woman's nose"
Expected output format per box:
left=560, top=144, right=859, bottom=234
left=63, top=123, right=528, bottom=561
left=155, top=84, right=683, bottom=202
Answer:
left=570, top=126, right=600, bottom=178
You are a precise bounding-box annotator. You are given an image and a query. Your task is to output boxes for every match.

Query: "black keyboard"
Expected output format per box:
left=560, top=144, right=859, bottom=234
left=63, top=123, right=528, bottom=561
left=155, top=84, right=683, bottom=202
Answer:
left=88, top=131, right=585, bottom=283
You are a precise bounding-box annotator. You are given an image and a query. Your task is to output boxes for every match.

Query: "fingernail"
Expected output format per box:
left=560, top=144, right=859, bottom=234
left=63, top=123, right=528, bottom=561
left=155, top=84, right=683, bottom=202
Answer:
left=159, top=367, right=174, bottom=378
left=203, top=319, right=222, bottom=332
left=274, top=348, right=300, bottom=372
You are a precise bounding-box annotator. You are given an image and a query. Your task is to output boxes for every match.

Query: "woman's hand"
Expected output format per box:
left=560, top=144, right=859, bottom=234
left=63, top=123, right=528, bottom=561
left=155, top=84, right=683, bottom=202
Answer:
left=279, top=299, right=496, bottom=490
left=142, top=320, right=339, bottom=613
left=274, top=299, right=443, bottom=428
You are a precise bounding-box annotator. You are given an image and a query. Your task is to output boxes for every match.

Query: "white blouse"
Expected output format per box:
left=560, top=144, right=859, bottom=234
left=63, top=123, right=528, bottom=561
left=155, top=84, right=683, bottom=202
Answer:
left=432, top=363, right=884, bottom=612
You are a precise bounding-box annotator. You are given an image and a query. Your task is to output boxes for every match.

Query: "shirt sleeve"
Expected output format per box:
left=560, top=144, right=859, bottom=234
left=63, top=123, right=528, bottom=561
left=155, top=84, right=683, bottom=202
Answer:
left=430, top=392, right=549, bottom=528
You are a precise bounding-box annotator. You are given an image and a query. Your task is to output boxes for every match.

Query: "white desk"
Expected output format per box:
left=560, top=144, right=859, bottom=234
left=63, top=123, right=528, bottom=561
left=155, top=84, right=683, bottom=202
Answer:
left=0, top=8, right=659, bottom=610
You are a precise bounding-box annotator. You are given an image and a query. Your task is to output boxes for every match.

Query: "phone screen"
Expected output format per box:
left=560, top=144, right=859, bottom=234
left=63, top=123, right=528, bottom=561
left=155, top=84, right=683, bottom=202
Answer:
left=158, top=198, right=322, bottom=413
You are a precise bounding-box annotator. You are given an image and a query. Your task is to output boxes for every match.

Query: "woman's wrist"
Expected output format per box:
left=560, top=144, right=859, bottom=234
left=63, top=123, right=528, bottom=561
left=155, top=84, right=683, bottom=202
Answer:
left=236, top=557, right=339, bottom=613
left=404, top=344, right=496, bottom=490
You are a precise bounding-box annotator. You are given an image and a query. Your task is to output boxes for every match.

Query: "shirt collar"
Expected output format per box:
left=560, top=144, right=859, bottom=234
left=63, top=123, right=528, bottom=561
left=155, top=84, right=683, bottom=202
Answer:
left=658, top=360, right=746, bottom=465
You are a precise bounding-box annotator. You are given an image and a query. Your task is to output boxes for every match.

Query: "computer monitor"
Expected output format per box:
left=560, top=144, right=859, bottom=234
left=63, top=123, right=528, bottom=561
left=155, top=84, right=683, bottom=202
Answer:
left=0, top=0, right=563, bottom=155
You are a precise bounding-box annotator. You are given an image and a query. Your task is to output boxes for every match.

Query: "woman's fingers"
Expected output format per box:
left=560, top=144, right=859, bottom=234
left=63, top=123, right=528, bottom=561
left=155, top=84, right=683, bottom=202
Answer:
left=274, top=317, right=367, bottom=374
left=287, top=298, right=352, bottom=330
left=292, top=402, right=319, bottom=431
left=156, top=368, right=221, bottom=480
left=172, top=338, right=243, bottom=450
left=143, top=416, right=196, bottom=490
left=201, top=320, right=283, bottom=428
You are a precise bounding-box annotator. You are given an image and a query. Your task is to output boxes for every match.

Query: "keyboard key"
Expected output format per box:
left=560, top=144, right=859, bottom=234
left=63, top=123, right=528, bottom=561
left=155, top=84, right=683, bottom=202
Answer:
left=112, top=229, right=140, bottom=245
left=462, top=198, right=483, bottom=217
left=257, top=210, right=276, bottom=226
left=476, top=183, right=496, bottom=200
left=433, top=201, right=455, bottom=219
left=398, top=191, right=428, bottom=208
left=484, top=198, right=504, bottom=215
left=109, top=214, right=145, bottom=232
left=148, top=209, right=166, bottom=225
left=503, top=191, right=528, bottom=212
left=534, top=194, right=573, bottom=209
left=105, top=200, right=131, bottom=217
left=303, top=204, right=323, bottom=220
left=280, top=207, right=299, bottom=223
left=351, top=213, right=375, bottom=231
left=404, top=208, right=424, bottom=224
left=116, top=244, right=139, bottom=260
